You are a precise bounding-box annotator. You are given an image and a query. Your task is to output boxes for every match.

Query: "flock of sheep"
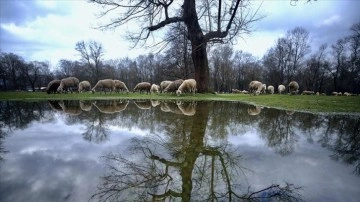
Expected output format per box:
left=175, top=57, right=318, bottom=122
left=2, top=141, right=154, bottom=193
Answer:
left=232, top=80, right=357, bottom=96
left=45, top=77, right=197, bottom=96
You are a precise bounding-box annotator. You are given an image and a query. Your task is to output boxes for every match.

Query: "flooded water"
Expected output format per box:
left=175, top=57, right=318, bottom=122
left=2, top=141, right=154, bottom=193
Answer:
left=0, top=100, right=359, bottom=202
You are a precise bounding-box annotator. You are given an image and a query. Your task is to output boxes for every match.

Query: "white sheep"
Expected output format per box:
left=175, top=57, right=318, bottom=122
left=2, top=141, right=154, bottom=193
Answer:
left=91, top=79, right=116, bottom=94
left=288, top=81, right=299, bottom=95
left=249, top=81, right=263, bottom=95
left=150, top=84, right=160, bottom=94
left=301, top=90, right=315, bottom=95
left=57, top=77, right=80, bottom=93
left=78, top=81, right=91, bottom=93
left=163, top=79, right=184, bottom=93
left=278, top=85, right=286, bottom=94
left=176, top=79, right=197, bottom=96
left=267, top=85, right=275, bottom=94
left=160, top=80, right=172, bottom=93
left=133, top=82, right=151, bottom=94
left=113, top=80, right=129, bottom=93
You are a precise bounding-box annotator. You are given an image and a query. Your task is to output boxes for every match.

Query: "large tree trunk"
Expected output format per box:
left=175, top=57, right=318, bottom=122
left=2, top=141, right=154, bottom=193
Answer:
left=183, top=0, right=209, bottom=93
left=191, top=42, right=209, bottom=93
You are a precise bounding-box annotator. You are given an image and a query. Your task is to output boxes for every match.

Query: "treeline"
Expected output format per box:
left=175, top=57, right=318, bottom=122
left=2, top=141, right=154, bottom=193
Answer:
left=1, top=22, right=359, bottom=94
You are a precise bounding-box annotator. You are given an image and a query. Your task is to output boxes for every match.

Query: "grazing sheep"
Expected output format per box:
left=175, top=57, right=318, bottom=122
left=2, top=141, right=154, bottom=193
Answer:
left=46, top=79, right=61, bottom=94
left=78, top=81, right=91, bottom=93
left=278, top=85, right=286, bottom=94
left=163, top=79, right=184, bottom=93
left=133, top=82, right=151, bottom=94
left=232, top=89, right=241, bottom=93
left=160, top=80, right=172, bottom=93
left=57, top=77, right=80, bottom=93
left=241, top=90, right=249, bottom=94
left=150, top=84, right=160, bottom=94
left=114, top=80, right=129, bottom=93
left=267, top=85, right=275, bottom=94
left=261, top=84, right=267, bottom=94
left=92, top=79, right=116, bottom=94
left=301, top=90, right=315, bottom=95
left=344, top=92, right=353, bottom=96
left=249, top=81, right=263, bottom=95
left=288, top=81, right=299, bottom=95
left=247, top=105, right=262, bottom=116
left=332, top=92, right=339, bottom=96
left=176, top=79, right=197, bottom=96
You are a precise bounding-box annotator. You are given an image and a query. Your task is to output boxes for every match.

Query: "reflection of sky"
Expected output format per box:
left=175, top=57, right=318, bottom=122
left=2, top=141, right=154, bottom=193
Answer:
left=0, top=114, right=145, bottom=202
left=1, top=102, right=360, bottom=202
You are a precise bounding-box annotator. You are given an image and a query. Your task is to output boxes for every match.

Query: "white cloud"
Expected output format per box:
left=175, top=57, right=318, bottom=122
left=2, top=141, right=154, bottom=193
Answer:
left=315, top=15, right=341, bottom=27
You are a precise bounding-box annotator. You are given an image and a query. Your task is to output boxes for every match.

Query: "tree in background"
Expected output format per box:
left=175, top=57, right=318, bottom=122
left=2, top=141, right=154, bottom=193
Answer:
left=90, top=0, right=260, bottom=93
left=75, top=40, right=105, bottom=84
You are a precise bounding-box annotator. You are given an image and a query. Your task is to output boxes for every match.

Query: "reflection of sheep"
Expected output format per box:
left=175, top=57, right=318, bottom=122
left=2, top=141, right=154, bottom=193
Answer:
left=46, top=80, right=61, bottom=94
left=150, top=84, right=160, bottom=94
left=92, top=100, right=129, bottom=113
left=267, top=85, right=274, bottom=94
left=78, top=81, right=91, bottom=93
left=163, top=101, right=183, bottom=114
left=92, top=79, right=116, bottom=94
left=278, top=85, right=285, bottom=94
left=160, top=102, right=172, bottom=112
left=160, top=80, right=172, bottom=93
left=249, top=81, right=263, bottom=95
left=114, top=80, right=129, bottom=93
left=48, top=100, right=63, bottom=112
left=176, top=79, right=197, bottom=96
left=134, top=100, right=152, bottom=109
left=247, top=105, right=262, bottom=116
left=163, top=79, right=184, bottom=93
left=58, top=100, right=82, bottom=115
left=57, top=77, right=79, bottom=93
left=288, top=81, right=299, bottom=95
left=151, top=100, right=160, bottom=107
left=177, top=101, right=196, bottom=116
left=133, top=82, right=151, bottom=94
left=79, top=100, right=92, bottom=111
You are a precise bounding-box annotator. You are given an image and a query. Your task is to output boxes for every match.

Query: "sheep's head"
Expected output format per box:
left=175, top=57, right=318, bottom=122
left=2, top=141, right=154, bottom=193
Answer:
left=176, top=90, right=181, bottom=96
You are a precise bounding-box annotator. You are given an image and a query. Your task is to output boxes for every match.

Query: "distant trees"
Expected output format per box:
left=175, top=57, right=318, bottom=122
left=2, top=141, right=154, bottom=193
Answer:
left=1, top=22, right=360, bottom=94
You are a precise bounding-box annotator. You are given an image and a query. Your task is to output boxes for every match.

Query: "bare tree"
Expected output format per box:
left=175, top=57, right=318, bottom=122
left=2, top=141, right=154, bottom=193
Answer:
left=90, top=0, right=261, bottom=92
left=75, top=40, right=105, bottom=83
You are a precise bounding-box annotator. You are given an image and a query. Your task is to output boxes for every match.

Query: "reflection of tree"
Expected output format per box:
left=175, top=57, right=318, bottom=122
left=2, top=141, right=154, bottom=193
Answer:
left=92, top=103, right=303, bottom=201
left=258, top=109, right=298, bottom=156
left=320, top=116, right=360, bottom=175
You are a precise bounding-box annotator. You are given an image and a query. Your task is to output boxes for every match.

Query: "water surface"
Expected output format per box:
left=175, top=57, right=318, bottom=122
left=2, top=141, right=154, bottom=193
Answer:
left=0, top=100, right=359, bottom=201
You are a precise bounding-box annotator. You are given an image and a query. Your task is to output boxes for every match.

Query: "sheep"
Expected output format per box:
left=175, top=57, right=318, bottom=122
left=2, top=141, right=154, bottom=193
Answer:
left=261, top=84, right=267, bottom=94
left=114, top=80, right=129, bottom=93
left=160, top=80, right=172, bottom=93
left=249, top=81, right=263, bottom=95
left=267, top=85, right=275, bottom=94
left=57, top=77, right=80, bottom=93
left=288, top=81, right=299, bottom=95
left=176, top=79, right=197, bottom=96
left=232, top=89, right=241, bottom=93
left=133, top=82, right=151, bottom=94
left=46, top=79, right=61, bottom=94
left=278, top=85, right=286, bottom=94
left=91, top=79, right=116, bottom=94
left=163, top=79, right=184, bottom=93
left=78, top=81, right=91, bottom=93
left=150, top=84, right=160, bottom=94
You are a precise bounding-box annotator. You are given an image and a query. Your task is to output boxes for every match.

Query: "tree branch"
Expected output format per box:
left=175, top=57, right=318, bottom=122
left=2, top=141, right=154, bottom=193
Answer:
left=147, top=17, right=184, bottom=31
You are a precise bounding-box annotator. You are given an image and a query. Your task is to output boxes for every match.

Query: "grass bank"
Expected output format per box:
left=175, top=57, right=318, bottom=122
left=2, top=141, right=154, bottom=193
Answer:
left=1, top=91, right=359, bottom=114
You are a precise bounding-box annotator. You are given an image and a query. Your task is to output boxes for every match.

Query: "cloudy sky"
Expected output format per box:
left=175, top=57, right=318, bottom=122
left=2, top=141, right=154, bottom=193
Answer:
left=1, top=0, right=359, bottom=68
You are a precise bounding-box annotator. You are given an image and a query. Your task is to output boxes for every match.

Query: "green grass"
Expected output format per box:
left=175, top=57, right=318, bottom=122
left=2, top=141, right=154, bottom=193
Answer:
left=1, top=91, right=359, bottom=114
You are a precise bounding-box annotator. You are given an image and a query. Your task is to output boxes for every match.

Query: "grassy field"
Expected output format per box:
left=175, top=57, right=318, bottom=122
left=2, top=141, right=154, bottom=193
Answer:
left=0, top=91, right=359, bottom=114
